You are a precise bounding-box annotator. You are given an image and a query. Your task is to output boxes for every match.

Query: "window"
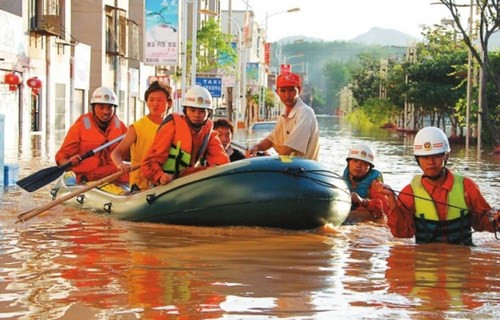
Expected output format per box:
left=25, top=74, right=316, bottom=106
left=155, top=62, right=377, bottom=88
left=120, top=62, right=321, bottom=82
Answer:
left=29, top=0, right=64, bottom=37
left=128, top=19, right=139, bottom=60
left=106, top=6, right=127, bottom=56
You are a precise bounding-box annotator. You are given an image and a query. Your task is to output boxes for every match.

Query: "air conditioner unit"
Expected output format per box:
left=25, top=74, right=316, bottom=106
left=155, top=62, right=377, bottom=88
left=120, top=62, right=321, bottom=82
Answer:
left=34, top=14, right=62, bottom=36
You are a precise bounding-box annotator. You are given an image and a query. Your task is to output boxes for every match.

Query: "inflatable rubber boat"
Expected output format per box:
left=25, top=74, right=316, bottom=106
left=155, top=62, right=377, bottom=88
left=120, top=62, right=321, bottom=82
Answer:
left=50, top=156, right=352, bottom=230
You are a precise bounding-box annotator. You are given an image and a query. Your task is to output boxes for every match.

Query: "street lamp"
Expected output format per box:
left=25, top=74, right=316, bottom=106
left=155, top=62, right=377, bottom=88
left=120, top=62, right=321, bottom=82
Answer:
left=264, top=8, right=300, bottom=40
left=221, top=14, right=244, bottom=122
left=282, top=53, right=304, bottom=65
left=181, top=2, right=218, bottom=97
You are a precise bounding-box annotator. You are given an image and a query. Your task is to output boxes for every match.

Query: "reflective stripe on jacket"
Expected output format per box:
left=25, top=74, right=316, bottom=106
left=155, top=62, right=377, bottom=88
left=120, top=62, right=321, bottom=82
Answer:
left=55, top=112, right=127, bottom=183
left=411, top=174, right=472, bottom=245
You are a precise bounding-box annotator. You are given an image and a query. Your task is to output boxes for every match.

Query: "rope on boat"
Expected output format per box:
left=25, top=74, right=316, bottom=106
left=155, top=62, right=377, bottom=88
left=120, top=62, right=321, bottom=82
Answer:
left=146, top=166, right=351, bottom=204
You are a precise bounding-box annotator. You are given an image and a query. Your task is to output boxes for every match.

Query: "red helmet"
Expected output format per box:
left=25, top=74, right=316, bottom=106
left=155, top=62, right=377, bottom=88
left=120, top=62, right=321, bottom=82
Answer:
left=276, top=72, right=301, bottom=88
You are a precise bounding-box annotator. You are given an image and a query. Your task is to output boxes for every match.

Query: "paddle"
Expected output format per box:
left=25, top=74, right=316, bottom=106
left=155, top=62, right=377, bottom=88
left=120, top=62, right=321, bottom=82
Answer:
left=16, top=165, right=139, bottom=223
left=16, top=134, right=126, bottom=192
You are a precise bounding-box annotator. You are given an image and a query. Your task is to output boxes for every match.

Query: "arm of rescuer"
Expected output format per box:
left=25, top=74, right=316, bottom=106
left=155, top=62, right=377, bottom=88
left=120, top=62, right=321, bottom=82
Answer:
left=141, top=120, right=176, bottom=186
left=180, top=131, right=230, bottom=177
left=246, top=138, right=274, bottom=157
left=463, top=177, right=499, bottom=232
left=110, top=125, right=135, bottom=173
left=55, top=123, right=84, bottom=167
left=380, top=178, right=499, bottom=239
left=351, top=180, right=390, bottom=219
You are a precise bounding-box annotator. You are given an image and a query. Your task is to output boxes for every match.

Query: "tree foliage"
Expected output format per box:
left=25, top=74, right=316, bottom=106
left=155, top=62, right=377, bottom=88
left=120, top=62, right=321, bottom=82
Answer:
left=187, top=18, right=236, bottom=74
left=438, top=0, right=500, bottom=145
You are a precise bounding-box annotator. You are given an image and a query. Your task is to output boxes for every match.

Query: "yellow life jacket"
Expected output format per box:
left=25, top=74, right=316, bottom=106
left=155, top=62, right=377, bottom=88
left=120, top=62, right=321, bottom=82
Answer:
left=410, top=174, right=472, bottom=245
left=160, top=114, right=212, bottom=177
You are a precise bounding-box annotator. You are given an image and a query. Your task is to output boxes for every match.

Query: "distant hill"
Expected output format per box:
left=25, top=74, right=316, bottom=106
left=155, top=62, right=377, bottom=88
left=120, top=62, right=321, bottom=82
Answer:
left=349, top=27, right=418, bottom=47
left=278, top=35, right=324, bottom=44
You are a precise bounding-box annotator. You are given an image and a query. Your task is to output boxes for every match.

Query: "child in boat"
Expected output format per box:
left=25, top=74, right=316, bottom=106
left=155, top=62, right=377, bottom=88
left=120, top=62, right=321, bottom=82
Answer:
left=342, top=143, right=389, bottom=224
left=141, top=86, right=229, bottom=186
left=213, top=119, right=246, bottom=162
left=380, top=126, right=500, bottom=245
left=111, top=81, right=172, bottom=191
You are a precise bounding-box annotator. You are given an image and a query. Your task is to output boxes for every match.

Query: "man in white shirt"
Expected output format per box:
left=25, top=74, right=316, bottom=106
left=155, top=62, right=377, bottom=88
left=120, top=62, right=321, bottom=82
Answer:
left=246, top=72, right=319, bottom=160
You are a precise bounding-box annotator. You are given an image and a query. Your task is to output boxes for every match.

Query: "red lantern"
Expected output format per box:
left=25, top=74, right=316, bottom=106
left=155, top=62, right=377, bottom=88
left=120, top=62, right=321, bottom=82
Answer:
left=27, top=76, right=42, bottom=95
left=4, top=73, right=22, bottom=91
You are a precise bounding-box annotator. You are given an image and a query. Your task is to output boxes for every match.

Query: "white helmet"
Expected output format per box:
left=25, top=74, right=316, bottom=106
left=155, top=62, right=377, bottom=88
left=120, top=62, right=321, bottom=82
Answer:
left=182, top=86, right=212, bottom=110
left=413, top=126, right=451, bottom=156
left=91, top=87, right=118, bottom=106
left=346, top=143, right=375, bottom=166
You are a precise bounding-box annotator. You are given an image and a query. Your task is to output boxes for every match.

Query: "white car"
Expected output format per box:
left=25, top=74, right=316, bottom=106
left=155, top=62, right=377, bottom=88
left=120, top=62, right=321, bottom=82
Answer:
left=251, top=121, right=276, bottom=131
left=213, top=108, right=227, bottom=120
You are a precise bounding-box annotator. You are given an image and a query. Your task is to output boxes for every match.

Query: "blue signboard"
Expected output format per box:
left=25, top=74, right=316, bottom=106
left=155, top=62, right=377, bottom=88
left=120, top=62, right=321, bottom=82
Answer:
left=196, top=77, right=222, bottom=98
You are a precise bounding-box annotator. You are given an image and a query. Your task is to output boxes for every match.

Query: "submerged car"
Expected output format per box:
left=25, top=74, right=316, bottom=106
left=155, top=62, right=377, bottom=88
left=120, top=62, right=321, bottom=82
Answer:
left=251, top=121, right=276, bottom=131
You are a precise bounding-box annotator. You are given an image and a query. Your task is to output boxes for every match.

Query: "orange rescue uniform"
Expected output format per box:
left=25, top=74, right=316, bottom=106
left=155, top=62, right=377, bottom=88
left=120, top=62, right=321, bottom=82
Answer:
left=55, top=112, right=128, bottom=183
left=386, top=169, right=495, bottom=239
left=141, top=114, right=229, bottom=185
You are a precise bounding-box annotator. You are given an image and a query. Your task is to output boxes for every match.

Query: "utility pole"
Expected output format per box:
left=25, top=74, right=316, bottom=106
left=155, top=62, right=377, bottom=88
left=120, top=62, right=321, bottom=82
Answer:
left=465, top=0, right=473, bottom=151
left=226, top=0, right=233, bottom=122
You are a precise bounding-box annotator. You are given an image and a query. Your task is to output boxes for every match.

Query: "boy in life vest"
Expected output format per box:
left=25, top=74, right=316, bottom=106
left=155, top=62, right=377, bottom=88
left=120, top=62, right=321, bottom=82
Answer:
left=141, top=85, right=229, bottom=185
left=213, top=119, right=246, bottom=162
left=381, top=126, right=500, bottom=245
left=111, top=81, right=173, bottom=191
left=342, top=144, right=389, bottom=223
left=55, top=86, right=128, bottom=184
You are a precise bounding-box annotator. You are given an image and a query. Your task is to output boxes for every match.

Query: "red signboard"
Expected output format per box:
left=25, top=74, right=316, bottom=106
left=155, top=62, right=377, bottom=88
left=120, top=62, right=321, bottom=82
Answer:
left=264, top=43, right=271, bottom=66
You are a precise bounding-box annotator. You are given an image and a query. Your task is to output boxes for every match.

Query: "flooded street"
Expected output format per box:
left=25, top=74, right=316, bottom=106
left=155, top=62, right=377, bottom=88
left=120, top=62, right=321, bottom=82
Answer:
left=1, top=116, right=499, bottom=319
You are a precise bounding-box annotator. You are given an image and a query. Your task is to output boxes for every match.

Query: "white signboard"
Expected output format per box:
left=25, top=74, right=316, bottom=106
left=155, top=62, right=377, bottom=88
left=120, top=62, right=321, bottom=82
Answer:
left=74, top=43, right=91, bottom=90
left=144, top=0, right=179, bottom=65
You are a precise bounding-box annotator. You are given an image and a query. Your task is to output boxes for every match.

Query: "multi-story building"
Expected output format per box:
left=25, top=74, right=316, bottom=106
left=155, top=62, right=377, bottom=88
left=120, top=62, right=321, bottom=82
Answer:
left=221, top=9, right=266, bottom=126
left=2, top=0, right=269, bottom=156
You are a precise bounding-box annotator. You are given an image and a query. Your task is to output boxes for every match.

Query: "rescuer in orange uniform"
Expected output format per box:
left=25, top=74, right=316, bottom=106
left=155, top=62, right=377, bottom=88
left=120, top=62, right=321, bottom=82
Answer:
left=381, top=126, right=499, bottom=245
left=141, top=85, right=229, bottom=186
left=55, top=86, right=128, bottom=184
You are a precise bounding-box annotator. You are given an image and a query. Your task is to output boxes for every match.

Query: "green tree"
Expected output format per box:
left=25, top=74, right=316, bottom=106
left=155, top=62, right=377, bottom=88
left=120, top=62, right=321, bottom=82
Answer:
left=439, top=0, right=500, bottom=145
left=349, top=52, right=382, bottom=105
left=408, top=25, right=468, bottom=132
left=187, top=18, right=236, bottom=74
left=322, top=61, right=351, bottom=112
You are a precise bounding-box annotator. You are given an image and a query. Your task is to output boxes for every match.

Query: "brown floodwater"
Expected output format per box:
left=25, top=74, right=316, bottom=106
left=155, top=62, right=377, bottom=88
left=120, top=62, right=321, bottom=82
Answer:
left=1, top=116, right=499, bottom=319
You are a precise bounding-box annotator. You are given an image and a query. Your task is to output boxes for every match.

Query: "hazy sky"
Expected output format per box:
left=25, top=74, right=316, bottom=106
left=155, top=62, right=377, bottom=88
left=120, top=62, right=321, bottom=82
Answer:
left=220, top=0, right=456, bottom=42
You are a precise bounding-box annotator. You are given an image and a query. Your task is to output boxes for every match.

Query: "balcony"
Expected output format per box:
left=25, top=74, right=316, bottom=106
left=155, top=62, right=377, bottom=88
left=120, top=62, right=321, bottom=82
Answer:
left=32, top=14, right=62, bottom=37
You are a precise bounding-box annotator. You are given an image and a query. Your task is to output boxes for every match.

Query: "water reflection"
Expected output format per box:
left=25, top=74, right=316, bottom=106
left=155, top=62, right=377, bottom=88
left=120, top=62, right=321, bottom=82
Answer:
left=2, top=115, right=499, bottom=319
left=385, top=244, right=500, bottom=320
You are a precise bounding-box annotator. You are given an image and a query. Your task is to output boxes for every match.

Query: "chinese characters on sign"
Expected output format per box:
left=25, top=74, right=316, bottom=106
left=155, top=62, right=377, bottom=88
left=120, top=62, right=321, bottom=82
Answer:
left=196, top=78, right=222, bottom=98
left=144, top=0, right=179, bottom=66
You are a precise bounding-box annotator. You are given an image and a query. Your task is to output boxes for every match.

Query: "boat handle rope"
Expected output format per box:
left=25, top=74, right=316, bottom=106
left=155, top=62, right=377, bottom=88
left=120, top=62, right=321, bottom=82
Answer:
left=145, top=167, right=349, bottom=205
left=76, top=194, right=85, bottom=204
left=50, top=187, right=59, bottom=199
left=103, top=202, right=112, bottom=213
